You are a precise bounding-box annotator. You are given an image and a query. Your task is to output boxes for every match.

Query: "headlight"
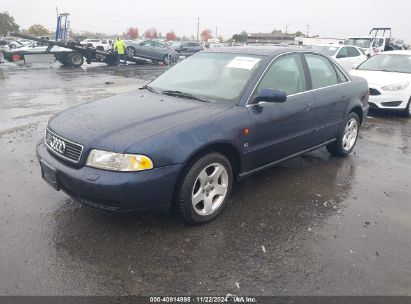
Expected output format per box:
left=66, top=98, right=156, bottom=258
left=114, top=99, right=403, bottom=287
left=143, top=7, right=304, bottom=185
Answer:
left=86, top=149, right=153, bottom=172
left=381, top=82, right=409, bottom=91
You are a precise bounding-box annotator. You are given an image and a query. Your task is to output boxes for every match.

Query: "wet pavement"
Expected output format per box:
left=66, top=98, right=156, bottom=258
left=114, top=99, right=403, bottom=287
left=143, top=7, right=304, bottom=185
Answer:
left=0, top=61, right=410, bottom=296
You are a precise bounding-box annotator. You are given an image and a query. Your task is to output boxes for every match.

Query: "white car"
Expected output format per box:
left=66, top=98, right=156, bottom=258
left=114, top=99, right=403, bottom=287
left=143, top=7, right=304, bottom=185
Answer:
left=311, top=45, right=368, bottom=70
left=80, top=39, right=111, bottom=51
left=350, top=50, right=411, bottom=117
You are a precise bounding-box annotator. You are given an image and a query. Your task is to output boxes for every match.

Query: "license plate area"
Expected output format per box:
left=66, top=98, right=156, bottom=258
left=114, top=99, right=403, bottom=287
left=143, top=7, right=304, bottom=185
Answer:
left=40, top=160, right=60, bottom=190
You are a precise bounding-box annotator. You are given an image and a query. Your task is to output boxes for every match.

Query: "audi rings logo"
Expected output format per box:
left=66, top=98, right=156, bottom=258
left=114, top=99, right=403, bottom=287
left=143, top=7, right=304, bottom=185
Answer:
left=48, top=136, right=66, bottom=154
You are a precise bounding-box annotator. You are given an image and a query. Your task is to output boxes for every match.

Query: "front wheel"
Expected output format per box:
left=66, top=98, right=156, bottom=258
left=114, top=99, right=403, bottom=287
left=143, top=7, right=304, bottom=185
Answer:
left=327, top=112, right=360, bottom=157
left=174, top=153, right=233, bottom=224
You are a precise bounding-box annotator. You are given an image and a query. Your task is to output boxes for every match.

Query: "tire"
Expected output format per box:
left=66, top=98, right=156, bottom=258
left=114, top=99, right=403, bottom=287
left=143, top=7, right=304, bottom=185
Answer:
left=57, top=55, right=71, bottom=66
left=125, top=46, right=136, bottom=58
left=163, top=54, right=171, bottom=65
left=174, top=153, right=233, bottom=224
left=326, top=112, right=360, bottom=157
left=403, top=99, right=411, bottom=118
left=67, top=52, right=84, bottom=67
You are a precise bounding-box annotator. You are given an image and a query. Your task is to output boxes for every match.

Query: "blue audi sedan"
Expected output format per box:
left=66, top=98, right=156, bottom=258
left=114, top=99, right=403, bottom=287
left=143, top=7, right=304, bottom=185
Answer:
left=37, top=47, right=369, bottom=224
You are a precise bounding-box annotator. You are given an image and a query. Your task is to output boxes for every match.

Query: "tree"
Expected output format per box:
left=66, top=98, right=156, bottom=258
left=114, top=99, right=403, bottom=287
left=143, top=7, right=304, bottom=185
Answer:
left=271, top=29, right=283, bottom=35
left=144, top=28, right=158, bottom=39
left=232, top=30, right=248, bottom=43
left=200, top=29, right=213, bottom=42
left=165, top=31, right=177, bottom=41
left=294, top=31, right=305, bottom=37
left=0, top=11, right=19, bottom=37
left=125, top=27, right=139, bottom=39
left=28, top=24, right=50, bottom=36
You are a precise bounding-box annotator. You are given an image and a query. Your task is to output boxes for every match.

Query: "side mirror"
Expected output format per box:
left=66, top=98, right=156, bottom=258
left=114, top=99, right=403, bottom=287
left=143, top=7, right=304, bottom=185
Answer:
left=252, top=89, right=287, bottom=104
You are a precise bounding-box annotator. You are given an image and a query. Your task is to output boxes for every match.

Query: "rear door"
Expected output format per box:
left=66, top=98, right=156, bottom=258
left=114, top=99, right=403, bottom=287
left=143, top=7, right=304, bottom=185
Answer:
left=153, top=42, right=168, bottom=59
left=336, top=47, right=351, bottom=70
left=303, top=53, right=350, bottom=144
left=137, top=40, right=154, bottom=57
left=347, top=46, right=365, bottom=68
left=246, top=53, right=316, bottom=169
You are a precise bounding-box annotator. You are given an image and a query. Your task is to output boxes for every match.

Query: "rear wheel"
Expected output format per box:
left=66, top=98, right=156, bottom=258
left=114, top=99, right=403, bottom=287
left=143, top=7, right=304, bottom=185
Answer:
left=57, top=55, right=71, bottom=66
left=327, top=112, right=360, bottom=157
left=67, top=52, right=84, bottom=67
left=174, top=153, right=233, bottom=224
left=125, top=46, right=136, bottom=58
left=163, top=54, right=171, bottom=65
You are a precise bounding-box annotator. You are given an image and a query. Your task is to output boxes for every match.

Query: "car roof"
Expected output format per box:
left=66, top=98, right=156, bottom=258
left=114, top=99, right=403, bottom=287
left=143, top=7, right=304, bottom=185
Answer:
left=206, top=46, right=308, bottom=57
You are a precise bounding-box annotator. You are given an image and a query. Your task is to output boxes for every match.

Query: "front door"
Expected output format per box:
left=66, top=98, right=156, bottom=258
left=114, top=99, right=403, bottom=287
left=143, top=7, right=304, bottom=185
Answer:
left=245, top=53, right=315, bottom=170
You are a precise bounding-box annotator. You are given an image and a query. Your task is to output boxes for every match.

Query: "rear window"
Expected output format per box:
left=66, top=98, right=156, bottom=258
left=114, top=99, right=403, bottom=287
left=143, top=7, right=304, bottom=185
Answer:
left=348, top=47, right=361, bottom=57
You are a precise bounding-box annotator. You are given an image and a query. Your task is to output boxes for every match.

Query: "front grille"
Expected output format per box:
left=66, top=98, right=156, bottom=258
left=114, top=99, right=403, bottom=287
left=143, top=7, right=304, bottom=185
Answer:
left=369, top=88, right=381, bottom=96
left=45, top=128, right=83, bottom=163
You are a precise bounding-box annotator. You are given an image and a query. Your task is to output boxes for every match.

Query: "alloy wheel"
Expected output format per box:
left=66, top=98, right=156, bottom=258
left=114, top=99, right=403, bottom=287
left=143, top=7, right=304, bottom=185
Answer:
left=192, top=163, right=229, bottom=216
left=126, top=47, right=135, bottom=58
left=342, top=118, right=358, bottom=151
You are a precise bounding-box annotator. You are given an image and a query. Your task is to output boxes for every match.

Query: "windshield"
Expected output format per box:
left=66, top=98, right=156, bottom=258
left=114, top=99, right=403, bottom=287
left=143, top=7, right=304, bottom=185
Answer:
left=357, top=54, right=411, bottom=73
left=149, top=52, right=262, bottom=104
left=347, top=38, right=372, bottom=48
left=311, top=46, right=339, bottom=56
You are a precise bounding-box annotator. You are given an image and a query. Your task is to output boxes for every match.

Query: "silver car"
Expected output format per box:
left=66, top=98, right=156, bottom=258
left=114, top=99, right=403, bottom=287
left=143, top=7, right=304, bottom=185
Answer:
left=124, top=40, right=177, bottom=64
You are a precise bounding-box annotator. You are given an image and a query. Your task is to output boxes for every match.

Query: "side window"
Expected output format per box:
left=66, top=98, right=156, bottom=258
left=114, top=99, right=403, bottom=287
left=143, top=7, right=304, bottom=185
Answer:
left=154, top=42, right=166, bottom=49
left=335, top=66, right=348, bottom=83
left=337, top=47, right=348, bottom=58
left=141, top=41, right=153, bottom=47
left=305, top=54, right=339, bottom=89
left=257, top=54, right=306, bottom=95
left=347, top=47, right=360, bottom=57
left=373, top=39, right=384, bottom=47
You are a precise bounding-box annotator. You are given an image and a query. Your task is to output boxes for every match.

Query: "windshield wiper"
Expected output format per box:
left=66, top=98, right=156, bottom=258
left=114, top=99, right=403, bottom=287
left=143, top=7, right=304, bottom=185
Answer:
left=161, top=90, right=211, bottom=102
left=140, top=85, right=160, bottom=94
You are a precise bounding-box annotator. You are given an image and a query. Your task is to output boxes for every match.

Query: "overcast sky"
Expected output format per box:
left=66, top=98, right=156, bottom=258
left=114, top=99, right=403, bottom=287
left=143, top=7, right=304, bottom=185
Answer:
left=3, top=0, right=411, bottom=42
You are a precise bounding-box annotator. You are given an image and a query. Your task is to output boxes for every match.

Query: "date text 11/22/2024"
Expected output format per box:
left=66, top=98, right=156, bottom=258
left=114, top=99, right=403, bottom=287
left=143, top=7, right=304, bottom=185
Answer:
left=149, top=296, right=258, bottom=303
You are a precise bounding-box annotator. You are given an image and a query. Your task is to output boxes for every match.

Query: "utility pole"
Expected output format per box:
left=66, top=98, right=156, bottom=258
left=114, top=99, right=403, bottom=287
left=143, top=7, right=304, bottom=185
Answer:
left=285, top=24, right=289, bottom=35
left=197, top=17, right=200, bottom=42
left=215, top=26, right=218, bottom=38
left=306, top=24, right=310, bottom=38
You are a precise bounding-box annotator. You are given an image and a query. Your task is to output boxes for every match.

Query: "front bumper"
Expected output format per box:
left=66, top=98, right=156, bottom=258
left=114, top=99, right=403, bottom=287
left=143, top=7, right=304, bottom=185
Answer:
left=369, top=87, right=409, bottom=110
left=36, top=142, right=183, bottom=213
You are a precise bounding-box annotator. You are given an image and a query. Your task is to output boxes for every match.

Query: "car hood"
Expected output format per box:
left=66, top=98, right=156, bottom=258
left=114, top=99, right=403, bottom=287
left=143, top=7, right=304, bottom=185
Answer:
left=350, top=69, right=411, bottom=87
left=48, top=91, right=232, bottom=152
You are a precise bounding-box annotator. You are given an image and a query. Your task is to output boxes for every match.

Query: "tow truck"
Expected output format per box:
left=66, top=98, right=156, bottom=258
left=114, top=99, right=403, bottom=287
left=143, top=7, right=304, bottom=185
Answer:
left=346, top=27, right=396, bottom=57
